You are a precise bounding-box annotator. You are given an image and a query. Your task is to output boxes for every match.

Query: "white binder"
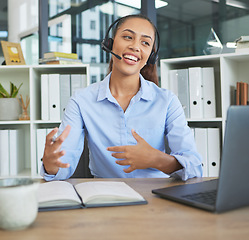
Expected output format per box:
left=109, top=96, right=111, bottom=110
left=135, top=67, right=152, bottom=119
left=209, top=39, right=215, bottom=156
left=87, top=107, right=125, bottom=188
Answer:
left=177, top=69, right=190, bottom=118
left=188, top=67, right=203, bottom=118
left=36, top=128, right=47, bottom=175
left=169, top=69, right=179, bottom=96
left=9, top=129, right=21, bottom=176
left=202, top=67, right=216, bottom=118
left=207, top=128, right=220, bottom=177
left=0, top=130, right=9, bottom=176
left=41, top=74, right=49, bottom=120
left=48, top=74, right=61, bottom=120
left=70, top=74, right=83, bottom=96
left=194, top=128, right=208, bottom=177
left=60, top=74, right=71, bottom=119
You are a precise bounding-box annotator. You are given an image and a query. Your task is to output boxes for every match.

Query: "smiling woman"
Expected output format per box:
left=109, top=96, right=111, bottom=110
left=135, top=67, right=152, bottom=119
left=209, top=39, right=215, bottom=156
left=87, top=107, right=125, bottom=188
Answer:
left=107, top=15, right=160, bottom=85
left=40, top=14, right=203, bottom=181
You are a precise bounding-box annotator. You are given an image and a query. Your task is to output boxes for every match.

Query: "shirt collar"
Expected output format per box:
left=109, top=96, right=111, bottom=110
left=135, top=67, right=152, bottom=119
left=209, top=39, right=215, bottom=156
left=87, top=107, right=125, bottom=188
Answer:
left=97, top=72, right=154, bottom=102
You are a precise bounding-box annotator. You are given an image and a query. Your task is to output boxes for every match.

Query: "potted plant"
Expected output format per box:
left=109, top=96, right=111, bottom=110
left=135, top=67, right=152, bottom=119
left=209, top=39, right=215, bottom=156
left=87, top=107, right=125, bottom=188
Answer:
left=0, top=82, right=23, bottom=120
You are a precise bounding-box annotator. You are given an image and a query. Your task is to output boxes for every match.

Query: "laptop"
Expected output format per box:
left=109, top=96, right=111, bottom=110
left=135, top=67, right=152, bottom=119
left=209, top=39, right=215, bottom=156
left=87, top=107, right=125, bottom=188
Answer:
left=152, top=106, right=249, bottom=213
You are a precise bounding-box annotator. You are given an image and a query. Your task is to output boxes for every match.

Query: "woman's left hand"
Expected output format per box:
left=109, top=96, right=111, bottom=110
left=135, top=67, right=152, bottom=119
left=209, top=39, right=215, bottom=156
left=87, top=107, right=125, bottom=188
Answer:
left=107, top=129, right=160, bottom=173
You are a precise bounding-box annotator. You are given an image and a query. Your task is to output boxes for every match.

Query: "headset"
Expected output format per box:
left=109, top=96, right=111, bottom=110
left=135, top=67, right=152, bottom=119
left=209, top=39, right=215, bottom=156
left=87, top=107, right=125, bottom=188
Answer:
left=101, top=16, right=160, bottom=65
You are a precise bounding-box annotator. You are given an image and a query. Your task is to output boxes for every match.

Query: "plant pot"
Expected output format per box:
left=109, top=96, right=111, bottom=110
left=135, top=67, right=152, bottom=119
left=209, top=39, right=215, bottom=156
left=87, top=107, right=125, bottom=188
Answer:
left=0, top=98, right=21, bottom=121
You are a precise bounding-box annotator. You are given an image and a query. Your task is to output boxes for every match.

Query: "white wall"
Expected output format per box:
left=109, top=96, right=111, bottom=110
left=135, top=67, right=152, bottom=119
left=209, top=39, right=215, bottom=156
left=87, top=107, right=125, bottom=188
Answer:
left=8, top=0, right=38, bottom=42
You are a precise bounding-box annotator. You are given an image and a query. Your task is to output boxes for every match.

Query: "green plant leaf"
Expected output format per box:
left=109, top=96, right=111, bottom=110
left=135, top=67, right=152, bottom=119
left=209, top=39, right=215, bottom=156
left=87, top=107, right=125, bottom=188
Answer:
left=11, top=82, right=23, bottom=98
left=0, top=83, right=10, bottom=98
left=10, top=82, right=15, bottom=96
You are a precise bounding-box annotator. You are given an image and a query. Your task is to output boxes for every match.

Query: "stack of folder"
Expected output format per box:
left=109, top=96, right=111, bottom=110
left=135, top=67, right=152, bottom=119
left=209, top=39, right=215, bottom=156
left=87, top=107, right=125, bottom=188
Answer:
left=169, top=67, right=216, bottom=119
left=41, top=73, right=87, bottom=121
left=193, top=127, right=220, bottom=177
left=0, top=129, right=24, bottom=177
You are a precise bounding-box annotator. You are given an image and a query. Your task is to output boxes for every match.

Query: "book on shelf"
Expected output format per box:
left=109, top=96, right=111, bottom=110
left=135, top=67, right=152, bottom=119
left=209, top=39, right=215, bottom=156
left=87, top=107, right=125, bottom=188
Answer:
left=235, top=36, right=249, bottom=53
left=236, top=81, right=248, bottom=105
left=39, top=57, right=83, bottom=65
left=38, top=181, right=147, bottom=211
left=235, top=36, right=249, bottom=43
left=44, top=52, right=78, bottom=59
left=235, top=48, right=249, bottom=54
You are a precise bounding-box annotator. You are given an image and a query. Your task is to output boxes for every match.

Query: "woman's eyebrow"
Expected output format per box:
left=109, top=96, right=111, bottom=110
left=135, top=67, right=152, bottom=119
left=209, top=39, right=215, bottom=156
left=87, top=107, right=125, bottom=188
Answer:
left=121, top=28, right=152, bottom=40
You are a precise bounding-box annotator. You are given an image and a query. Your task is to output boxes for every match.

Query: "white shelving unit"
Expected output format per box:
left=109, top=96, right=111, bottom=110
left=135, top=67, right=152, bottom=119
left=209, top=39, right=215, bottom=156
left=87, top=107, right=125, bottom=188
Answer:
left=0, top=64, right=89, bottom=177
left=160, top=52, right=249, bottom=140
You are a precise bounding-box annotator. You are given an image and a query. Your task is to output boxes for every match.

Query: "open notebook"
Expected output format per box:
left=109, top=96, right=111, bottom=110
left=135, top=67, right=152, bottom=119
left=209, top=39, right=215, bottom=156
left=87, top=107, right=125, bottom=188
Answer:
left=38, top=181, right=147, bottom=211
left=152, top=106, right=249, bottom=213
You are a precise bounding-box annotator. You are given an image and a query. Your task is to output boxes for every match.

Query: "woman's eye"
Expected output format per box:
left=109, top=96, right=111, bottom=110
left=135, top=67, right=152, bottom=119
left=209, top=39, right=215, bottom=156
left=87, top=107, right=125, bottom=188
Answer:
left=142, top=41, right=150, bottom=46
left=123, top=35, right=132, bottom=40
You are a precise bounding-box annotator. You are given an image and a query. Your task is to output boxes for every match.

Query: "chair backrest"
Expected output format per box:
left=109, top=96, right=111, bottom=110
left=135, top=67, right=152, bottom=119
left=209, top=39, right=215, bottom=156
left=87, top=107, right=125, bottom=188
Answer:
left=71, top=138, right=93, bottom=178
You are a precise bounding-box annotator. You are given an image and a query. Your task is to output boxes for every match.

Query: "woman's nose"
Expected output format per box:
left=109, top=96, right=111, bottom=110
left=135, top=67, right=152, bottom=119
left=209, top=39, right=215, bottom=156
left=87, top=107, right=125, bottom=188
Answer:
left=129, top=39, right=140, bottom=52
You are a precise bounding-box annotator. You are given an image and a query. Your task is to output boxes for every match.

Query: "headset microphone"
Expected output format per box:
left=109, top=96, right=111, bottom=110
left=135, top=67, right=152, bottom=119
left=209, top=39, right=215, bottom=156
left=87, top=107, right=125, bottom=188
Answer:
left=101, top=16, right=160, bottom=65
left=101, top=38, right=122, bottom=60
left=110, top=51, right=122, bottom=60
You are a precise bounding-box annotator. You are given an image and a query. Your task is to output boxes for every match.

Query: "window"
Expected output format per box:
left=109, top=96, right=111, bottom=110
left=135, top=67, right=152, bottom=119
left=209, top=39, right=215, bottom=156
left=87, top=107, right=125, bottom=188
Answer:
left=156, top=0, right=249, bottom=59
left=90, top=20, right=96, bottom=30
left=91, top=75, right=97, bottom=83
left=91, top=57, right=97, bottom=63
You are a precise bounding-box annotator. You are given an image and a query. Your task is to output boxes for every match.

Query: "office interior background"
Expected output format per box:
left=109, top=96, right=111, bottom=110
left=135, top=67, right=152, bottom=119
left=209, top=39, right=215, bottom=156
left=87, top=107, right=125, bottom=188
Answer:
left=1, top=0, right=249, bottom=83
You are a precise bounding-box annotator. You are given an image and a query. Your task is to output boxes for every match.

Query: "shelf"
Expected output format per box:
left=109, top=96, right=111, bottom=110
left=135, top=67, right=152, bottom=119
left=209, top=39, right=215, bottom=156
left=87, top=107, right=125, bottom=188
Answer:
left=160, top=53, right=249, bottom=177
left=0, top=64, right=90, bottom=178
left=187, top=118, right=223, bottom=122
left=33, top=120, right=62, bottom=124
left=0, top=120, right=31, bottom=125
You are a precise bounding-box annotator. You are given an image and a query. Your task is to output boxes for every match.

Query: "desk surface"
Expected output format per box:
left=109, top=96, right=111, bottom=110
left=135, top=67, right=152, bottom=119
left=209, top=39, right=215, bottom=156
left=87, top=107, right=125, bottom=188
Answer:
left=1, top=178, right=249, bottom=240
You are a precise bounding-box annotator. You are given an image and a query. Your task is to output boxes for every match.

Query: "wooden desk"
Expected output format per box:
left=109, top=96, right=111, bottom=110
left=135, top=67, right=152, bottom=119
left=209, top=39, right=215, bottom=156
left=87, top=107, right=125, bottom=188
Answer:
left=1, top=178, right=249, bottom=240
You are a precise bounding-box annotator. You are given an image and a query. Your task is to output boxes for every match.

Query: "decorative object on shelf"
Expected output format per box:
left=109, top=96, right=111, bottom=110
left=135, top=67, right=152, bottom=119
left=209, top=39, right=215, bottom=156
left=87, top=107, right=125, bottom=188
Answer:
left=18, top=94, right=30, bottom=120
left=203, top=28, right=223, bottom=55
left=0, top=82, right=23, bottom=120
left=0, top=41, right=26, bottom=65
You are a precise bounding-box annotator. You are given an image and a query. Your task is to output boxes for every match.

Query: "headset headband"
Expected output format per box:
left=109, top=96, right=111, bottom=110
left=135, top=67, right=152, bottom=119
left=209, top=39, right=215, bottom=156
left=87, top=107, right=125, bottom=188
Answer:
left=102, top=15, right=160, bottom=65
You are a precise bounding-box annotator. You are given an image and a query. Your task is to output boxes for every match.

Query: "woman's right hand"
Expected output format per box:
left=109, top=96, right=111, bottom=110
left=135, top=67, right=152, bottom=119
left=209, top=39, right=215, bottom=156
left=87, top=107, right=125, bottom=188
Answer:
left=42, top=125, right=71, bottom=175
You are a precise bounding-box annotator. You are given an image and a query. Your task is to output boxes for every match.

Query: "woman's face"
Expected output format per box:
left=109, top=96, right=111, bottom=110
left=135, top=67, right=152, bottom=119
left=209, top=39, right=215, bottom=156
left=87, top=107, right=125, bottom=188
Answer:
left=111, top=17, right=155, bottom=77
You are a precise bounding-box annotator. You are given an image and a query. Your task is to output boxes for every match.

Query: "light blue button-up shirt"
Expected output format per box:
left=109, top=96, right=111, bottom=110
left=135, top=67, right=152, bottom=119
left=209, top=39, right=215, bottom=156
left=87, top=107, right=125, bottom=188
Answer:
left=41, top=73, right=202, bottom=181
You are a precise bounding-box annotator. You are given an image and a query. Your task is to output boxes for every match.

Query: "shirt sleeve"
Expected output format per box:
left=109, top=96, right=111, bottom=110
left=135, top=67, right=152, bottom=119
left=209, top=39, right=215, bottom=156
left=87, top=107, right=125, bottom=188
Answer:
left=165, top=93, right=203, bottom=181
left=40, top=96, right=85, bottom=181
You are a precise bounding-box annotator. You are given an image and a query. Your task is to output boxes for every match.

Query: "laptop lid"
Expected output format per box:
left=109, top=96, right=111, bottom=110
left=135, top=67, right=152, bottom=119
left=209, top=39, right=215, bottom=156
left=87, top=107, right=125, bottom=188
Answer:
left=152, top=106, right=249, bottom=213
left=215, top=106, right=249, bottom=212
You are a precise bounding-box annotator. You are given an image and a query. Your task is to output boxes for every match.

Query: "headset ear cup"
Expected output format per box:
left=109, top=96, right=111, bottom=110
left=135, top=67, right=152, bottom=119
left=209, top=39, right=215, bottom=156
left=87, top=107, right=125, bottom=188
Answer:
left=102, top=38, right=113, bottom=53
left=107, top=38, right=114, bottom=50
left=147, top=51, right=157, bottom=65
